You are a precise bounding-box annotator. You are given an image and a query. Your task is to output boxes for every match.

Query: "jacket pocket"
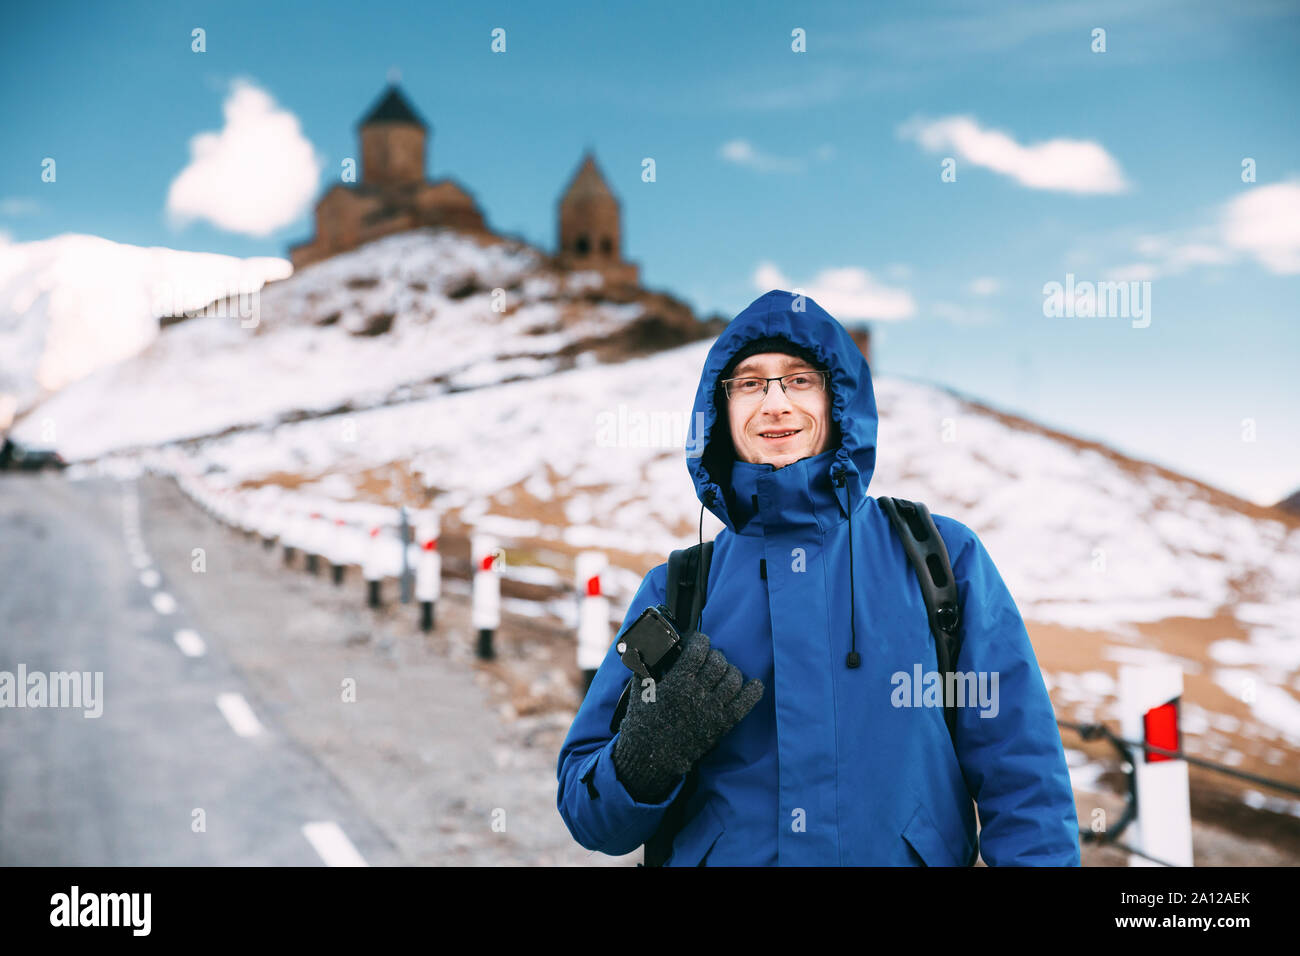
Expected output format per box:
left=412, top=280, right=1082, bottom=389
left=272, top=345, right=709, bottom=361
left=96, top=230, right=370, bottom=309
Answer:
left=900, top=801, right=966, bottom=867
left=665, top=802, right=727, bottom=866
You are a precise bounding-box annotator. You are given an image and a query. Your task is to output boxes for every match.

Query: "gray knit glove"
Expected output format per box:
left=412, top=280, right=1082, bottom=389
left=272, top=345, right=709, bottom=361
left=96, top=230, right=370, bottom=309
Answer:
left=611, top=630, right=764, bottom=804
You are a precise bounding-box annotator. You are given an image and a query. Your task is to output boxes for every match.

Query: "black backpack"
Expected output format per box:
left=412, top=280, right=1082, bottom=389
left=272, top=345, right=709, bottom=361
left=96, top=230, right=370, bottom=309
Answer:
left=625, top=495, right=963, bottom=867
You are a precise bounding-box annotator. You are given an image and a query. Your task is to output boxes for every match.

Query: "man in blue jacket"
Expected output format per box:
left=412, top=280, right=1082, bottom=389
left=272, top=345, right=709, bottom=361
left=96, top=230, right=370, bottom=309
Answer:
left=556, top=289, right=1081, bottom=866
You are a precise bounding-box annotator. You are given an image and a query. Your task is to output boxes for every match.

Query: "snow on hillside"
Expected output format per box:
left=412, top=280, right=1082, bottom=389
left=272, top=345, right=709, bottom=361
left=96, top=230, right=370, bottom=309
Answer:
left=0, top=233, right=290, bottom=427
left=11, top=230, right=650, bottom=458
left=33, top=223, right=1298, bottom=801
left=77, top=333, right=1300, bottom=761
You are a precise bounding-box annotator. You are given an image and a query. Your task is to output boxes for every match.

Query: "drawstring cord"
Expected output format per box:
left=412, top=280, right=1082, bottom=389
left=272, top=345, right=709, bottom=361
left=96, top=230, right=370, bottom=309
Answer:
left=833, top=466, right=860, bottom=669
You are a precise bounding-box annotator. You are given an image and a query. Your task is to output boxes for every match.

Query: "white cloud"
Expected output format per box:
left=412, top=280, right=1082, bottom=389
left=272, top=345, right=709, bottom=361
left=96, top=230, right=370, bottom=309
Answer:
left=719, top=139, right=821, bottom=173
left=897, top=114, right=1130, bottom=194
left=719, top=139, right=802, bottom=173
left=166, top=79, right=322, bottom=237
left=968, top=276, right=1001, bottom=296
left=1221, top=180, right=1300, bottom=275
left=1132, top=233, right=1233, bottom=273
left=753, top=261, right=916, bottom=321
left=1103, top=182, right=1300, bottom=279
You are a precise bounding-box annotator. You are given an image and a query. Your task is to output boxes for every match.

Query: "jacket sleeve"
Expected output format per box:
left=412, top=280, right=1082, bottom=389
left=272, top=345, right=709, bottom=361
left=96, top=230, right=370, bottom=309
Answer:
left=555, top=563, right=689, bottom=856
left=937, top=517, right=1082, bottom=866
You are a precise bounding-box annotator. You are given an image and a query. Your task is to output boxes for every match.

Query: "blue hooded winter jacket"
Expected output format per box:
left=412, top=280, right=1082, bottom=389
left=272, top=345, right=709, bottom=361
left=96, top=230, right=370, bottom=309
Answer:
left=556, top=290, right=1081, bottom=866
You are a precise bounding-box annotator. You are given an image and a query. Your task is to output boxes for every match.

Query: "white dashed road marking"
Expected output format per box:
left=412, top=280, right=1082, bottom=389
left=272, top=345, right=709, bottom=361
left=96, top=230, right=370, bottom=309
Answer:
left=301, top=822, right=368, bottom=867
left=173, top=629, right=207, bottom=658
left=151, top=592, right=177, bottom=615
left=140, top=569, right=161, bottom=588
left=216, top=692, right=264, bottom=738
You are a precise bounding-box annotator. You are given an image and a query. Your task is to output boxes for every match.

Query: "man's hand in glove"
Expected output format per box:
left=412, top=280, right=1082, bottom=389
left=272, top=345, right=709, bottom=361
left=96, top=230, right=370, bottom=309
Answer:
left=611, top=629, right=764, bottom=804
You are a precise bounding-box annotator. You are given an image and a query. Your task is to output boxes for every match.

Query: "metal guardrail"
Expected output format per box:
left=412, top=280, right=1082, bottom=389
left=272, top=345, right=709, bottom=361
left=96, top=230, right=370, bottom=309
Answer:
left=1060, top=719, right=1300, bottom=797
left=1059, top=718, right=1300, bottom=867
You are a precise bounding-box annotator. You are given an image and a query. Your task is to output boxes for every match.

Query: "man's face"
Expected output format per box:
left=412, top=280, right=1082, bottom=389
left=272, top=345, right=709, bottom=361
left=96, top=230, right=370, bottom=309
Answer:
left=725, top=352, right=832, bottom=469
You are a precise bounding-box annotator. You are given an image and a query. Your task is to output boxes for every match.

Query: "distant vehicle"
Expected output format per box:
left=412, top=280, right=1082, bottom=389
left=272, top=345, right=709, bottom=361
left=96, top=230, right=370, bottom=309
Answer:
left=0, top=437, right=67, bottom=471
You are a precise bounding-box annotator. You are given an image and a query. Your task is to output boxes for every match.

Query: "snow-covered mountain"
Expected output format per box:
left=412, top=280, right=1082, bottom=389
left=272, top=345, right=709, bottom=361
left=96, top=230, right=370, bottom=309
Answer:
left=10, top=229, right=709, bottom=458
left=0, top=233, right=290, bottom=428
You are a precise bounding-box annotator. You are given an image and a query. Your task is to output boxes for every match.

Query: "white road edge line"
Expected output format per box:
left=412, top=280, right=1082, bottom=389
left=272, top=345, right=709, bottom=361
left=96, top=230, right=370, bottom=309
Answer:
left=216, top=692, right=264, bottom=738
left=174, top=629, right=206, bottom=658
left=301, top=822, right=368, bottom=867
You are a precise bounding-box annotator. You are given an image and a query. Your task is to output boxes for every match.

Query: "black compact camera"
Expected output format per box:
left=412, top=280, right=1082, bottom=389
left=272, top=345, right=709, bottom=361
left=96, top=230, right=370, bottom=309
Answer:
left=609, top=604, right=684, bottom=732
left=616, top=604, right=684, bottom=680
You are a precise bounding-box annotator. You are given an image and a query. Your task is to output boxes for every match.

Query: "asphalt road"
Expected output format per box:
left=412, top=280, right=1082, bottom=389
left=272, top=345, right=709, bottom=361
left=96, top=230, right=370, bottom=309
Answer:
left=0, top=472, right=399, bottom=865
left=0, top=469, right=629, bottom=867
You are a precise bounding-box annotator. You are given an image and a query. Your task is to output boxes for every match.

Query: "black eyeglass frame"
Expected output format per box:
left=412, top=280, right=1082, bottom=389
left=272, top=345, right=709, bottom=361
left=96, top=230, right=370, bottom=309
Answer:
left=718, top=368, right=830, bottom=401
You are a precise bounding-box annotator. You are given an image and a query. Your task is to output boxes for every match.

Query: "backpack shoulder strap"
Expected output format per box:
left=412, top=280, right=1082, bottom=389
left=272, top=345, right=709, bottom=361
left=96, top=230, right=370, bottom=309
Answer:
left=877, top=497, right=963, bottom=743
left=642, top=540, right=711, bottom=867
left=607, top=540, right=715, bottom=737
left=666, top=540, right=714, bottom=634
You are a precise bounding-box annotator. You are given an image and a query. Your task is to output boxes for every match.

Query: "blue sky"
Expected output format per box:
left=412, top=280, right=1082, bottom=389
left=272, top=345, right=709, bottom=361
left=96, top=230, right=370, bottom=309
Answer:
left=2, top=0, right=1298, bottom=503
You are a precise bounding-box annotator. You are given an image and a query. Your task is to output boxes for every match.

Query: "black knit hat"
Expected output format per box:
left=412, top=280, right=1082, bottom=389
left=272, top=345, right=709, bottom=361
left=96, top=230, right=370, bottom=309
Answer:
left=719, top=335, right=824, bottom=383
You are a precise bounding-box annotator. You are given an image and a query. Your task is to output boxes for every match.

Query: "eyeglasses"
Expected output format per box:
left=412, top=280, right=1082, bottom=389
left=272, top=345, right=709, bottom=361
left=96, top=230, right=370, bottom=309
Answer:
left=720, top=369, right=829, bottom=404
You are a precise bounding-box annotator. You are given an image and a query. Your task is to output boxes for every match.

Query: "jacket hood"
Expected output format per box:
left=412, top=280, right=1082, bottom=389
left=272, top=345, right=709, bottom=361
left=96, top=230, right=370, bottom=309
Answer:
left=687, top=289, right=878, bottom=531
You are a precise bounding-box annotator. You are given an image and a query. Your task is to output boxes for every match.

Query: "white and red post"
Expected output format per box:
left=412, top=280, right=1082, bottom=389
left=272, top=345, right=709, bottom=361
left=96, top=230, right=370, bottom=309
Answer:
left=471, top=533, right=501, bottom=660
left=330, top=517, right=349, bottom=585
left=260, top=502, right=278, bottom=551
left=575, top=551, right=610, bottom=693
left=364, top=523, right=385, bottom=607
left=1119, top=664, right=1194, bottom=867
left=415, top=510, right=441, bottom=631
left=283, top=510, right=304, bottom=565
left=305, top=511, right=324, bottom=574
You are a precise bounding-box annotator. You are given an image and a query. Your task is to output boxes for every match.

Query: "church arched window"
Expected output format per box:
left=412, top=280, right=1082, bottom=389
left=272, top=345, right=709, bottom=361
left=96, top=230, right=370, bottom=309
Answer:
left=575, top=235, right=590, bottom=256
left=600, top=236, right=613, bottom=255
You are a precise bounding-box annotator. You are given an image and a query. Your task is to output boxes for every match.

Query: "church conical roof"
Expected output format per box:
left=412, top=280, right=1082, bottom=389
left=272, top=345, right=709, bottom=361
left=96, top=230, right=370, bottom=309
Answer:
left=359, top=85, right=428, bottom=129
left=561, top=152, right=616, bottom=204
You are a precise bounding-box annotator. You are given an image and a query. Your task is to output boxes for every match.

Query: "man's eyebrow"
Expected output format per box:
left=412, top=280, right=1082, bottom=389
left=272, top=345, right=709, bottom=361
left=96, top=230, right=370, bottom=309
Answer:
left=731, top=355, right=811, bottom=376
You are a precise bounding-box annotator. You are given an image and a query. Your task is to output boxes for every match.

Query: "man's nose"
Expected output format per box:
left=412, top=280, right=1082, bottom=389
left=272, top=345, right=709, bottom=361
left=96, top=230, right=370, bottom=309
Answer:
left=759, top=380, right=795, bottom=412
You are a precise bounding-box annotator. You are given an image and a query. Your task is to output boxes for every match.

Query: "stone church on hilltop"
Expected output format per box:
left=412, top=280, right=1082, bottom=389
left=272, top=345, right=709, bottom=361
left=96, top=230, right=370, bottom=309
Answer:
left=289, top=84, right=639, bottom=287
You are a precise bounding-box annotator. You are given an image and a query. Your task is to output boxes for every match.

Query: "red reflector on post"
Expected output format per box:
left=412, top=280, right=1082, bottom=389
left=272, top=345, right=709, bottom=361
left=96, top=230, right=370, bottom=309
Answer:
left=479, top=554, right=495, bottom=572
left=585, top=575, right=601, bottom=597
left=1143, top=699, right=1179, bottom=763
left=422, top=538, right=437, bottom=551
